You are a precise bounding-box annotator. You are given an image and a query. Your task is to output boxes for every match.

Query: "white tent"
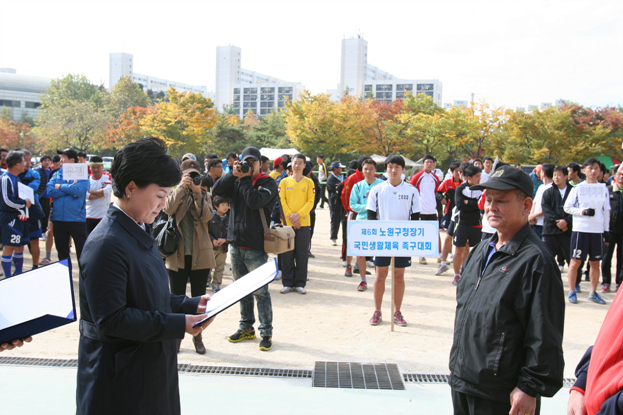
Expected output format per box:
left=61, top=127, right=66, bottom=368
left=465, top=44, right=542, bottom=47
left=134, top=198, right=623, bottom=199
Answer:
left=259, top=148, right=299, bottom=161
left=370, top=154, right=418, bottom=167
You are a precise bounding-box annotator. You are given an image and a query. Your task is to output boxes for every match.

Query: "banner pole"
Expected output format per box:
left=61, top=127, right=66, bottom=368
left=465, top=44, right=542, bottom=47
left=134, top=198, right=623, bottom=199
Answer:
left=391, top=257, right=395, bottom=332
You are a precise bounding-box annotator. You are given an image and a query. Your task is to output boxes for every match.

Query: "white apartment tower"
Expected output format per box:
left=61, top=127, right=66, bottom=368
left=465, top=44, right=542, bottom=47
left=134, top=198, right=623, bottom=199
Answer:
left=216, top=46, right=241, bottom=112
left=340, top=36, right=367, bottom=97
left=109, top=53, right=134, bottom=90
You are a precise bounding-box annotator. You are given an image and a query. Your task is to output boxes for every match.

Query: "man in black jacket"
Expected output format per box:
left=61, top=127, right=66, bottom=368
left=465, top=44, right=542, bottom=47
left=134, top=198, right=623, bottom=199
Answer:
left=449, top=166, right=565, bottom=415
left=326, top=162, right=345, bottom=246
left=541, top=165, right=573, bottom=270
left=602, top=165, right=623, bottom=292
left=212, top=146, right=277, bottom=351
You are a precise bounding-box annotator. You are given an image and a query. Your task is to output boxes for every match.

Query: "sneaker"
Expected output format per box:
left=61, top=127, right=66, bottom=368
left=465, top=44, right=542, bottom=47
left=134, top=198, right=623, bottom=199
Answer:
left=451, top=274, right=460, bottom=285
left=331, top=239, right=338, bottom=246
left=394, top=311, right=407, bottom=327
left=41, top=234, right=46, bottom=241
left=280, top=286, right=293, bottom=294
left=575, top=282, right=581, bottom=293
left=345, top=265, right=353, bottom=277
left=353, top=266, right=370, bottom=275
left=435, top=264, right=449, bottom=276
left=259, top=336, right=272, bottom=351
left=212, top=284, right=220, bottom=293
left=38, top=258, right=52, bottom=266
left=308, top=252, right=315, bottom=258
left=419, top=257, right=427, bottom=265
left=276, top=270, right=282, bottom=280
left=369, top=310, right=382, bottom=326
left=295, top=287, right=306, bottom=294
left=367, top=260, right=375, bottom=268
left=600, top=283, right=611, bottom=293
left=588, top=292, right=606, bottom=304
left=228, top=328, right=256, bottom=343
left=448, top=253, right=454, bottom=262
left=568, top=291, right=578, bottom=304
left=357, top=280, right=367, bottom=291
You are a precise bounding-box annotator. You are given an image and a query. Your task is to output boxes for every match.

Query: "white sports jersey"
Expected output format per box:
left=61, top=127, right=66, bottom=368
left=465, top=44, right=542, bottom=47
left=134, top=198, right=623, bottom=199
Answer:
left=86, top=173, right=112, bottom=219
left=563, top=181, right=610, bottom=233
left=366, top=180, right=420, bottom=220
left=533, top=182, right=552, bottom=226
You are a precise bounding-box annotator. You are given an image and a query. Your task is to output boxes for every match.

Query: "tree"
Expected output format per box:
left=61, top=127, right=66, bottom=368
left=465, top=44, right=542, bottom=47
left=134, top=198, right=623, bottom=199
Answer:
left=0, top=118, right=37, bottom=150
left=456, top=101, right=506, bottom=160
left=140, top=87, right=218, bottom=158
left=106, top=76, right=150, bottom=120
left=208, top=113, right=246, bottom=156
left=359, top=99, right=405, bottom=156
left=246, top=110, right=289, bottom=149
left=106, top=106, right=152, bottom=149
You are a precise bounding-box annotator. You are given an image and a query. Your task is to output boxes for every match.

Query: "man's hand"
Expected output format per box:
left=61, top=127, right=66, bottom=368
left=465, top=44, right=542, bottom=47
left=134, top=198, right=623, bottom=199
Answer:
left=180, top=174, right=192, bottom=189
left=196, top=294, right=211, bottom=313
left=232, top=163, right=252, bottom=179
left=291, top=220, right=301, bottom=229
left=212, top=239, right=220, bottom=247
left=567, top=390, right=587, bottom=415
left=509, top=387, right=536, bottom=415
left=288, top=212, right=301, bottom=223
left=441, top=198, right=447, bottom=205
left=1, top=336, right=32, bottom=352
left=54, top=184, right=61, bottom=190
left=528, top=216, right=537, bottom=225
left=218, top=238, right=227, bottom=246
left=184, top=314, right=214, bottom=336
left=556, top=219, right=568, bottom=229
left=25, top=199, right=31, bottom=208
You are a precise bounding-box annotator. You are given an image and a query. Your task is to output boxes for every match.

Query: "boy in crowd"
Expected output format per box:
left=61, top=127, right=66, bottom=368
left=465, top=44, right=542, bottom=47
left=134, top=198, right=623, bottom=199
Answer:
left=541, top=165, right=573, bottom=273
left=366, top=155, right=420, bottom=327
left=435, top=161, right=461, bottom=275
left=564, top=157, right=610, bottom=304
left=350, top=158, right=383, bottom=291
left=0, top=151, right=31, bottom=276
left=452, top=165, right=482, bottom=285
left=410, top=154, right=441, bottom=265
left=327, top=162, right=345, bottom=246
left=567, top=162, right=584, bottom=186
left=480, top=156, right=494, bottom=183
left=208, top=196, right=230, bottom=293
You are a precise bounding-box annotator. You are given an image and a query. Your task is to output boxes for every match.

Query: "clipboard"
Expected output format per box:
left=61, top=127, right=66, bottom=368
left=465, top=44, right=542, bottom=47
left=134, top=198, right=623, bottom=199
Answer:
left=193, top=258, right=277, bottom=327
left=0, top=259, right=77, bottom=344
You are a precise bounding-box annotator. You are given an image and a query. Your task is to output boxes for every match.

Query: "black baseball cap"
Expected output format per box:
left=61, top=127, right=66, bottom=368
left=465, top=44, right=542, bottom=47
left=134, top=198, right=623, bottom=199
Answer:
left=240, top=146, right=261, bottom=162
left=471, top=165, right=534, bottom=198
left=57, top=148, right=78, bottom=162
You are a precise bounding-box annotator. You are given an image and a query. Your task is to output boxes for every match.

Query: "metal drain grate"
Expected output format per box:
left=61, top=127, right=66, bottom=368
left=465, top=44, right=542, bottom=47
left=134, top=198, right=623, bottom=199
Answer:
left=402, top=373, right=577, bottom=388
left=313, top=362, right=405, bottom=390
left=0, top=357, right=311, bottom=379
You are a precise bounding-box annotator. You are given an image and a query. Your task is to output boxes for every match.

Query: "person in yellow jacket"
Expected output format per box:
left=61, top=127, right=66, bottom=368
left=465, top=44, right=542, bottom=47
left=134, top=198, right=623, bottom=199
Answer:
left=278, top=154, right=315, bottom=294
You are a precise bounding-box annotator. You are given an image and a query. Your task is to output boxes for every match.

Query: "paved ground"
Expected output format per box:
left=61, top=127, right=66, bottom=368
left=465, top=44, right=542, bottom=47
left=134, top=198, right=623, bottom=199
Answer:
left=1, top=207, right=613, bottom=412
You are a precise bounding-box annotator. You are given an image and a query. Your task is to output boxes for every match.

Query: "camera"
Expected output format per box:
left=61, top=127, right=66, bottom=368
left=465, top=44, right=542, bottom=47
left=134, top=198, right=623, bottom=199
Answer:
left=582, top=208, right=595, bottom=217
left=240, top=161, right=253, bottom=174
left=189, top=171, right=202, bottom=186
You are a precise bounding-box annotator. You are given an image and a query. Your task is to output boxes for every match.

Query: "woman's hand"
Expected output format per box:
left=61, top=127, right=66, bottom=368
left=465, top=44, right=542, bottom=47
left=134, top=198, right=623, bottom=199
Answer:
left=0, top=336, right=32, bottom=352
left=185, top=315, right=214, bottom=336
left=197, top=294, right=210, bottom=313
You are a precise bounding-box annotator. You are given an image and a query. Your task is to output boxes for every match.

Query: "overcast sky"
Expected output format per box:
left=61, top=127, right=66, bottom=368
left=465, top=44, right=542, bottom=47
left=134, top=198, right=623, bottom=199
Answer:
left=1, top=0, right=621, bottom=109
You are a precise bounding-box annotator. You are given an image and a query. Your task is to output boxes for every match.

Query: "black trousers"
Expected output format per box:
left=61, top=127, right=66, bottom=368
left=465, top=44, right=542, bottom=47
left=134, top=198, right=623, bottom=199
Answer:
left=39, top=197, right=50, bottom=233
left=86, top=218, right=102, bottom=235
left=451, top=389, right=541, bottom=415
left=603, top=232, right=623, bottom=285
left=53, top=221, right=87, bottom=271
left=543, top=233, right=571, bottom=267
left=168, top=255, right=210, bottom=297
left=329, top=207, right=342, bottom=240
left=319, top=184, right=328, bottom=208
left=309, top=209, right=316, bottom=252
left=281, top=227, right=311, bottom=288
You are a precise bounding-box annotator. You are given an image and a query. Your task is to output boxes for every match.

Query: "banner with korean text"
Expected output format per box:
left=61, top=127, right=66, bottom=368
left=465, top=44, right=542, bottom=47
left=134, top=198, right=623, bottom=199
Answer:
left=347, top=220, right=439, bottom=257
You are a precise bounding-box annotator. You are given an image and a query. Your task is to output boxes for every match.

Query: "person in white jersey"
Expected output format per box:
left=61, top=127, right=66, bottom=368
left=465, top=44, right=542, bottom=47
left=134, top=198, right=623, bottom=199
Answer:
left=480, top=156, right=494, bottom=183
left=410, top=154, right=440, bottom=265
left=564, top=157, right=611, bottom=305
left=366, top=155, right=420, bottom=327
left=528, top=163, right=554, bottom=239
left=86, top=156, right=113, bottom=234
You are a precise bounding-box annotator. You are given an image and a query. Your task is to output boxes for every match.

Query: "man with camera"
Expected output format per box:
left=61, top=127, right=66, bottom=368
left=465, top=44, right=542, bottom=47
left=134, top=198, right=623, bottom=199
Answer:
left=212, top=146, right=277, bottom=351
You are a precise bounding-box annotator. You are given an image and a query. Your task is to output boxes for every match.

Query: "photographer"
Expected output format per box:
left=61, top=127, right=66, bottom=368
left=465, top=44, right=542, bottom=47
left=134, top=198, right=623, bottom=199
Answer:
left=163, top=159, right=215, bottom=354
left=212, top=146, right=277, bottom=351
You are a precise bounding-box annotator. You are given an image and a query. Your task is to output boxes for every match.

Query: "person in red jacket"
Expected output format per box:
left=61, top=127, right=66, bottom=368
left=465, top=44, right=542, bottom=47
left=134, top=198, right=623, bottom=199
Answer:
left=568, top=289, right=623, bottom=415
left=410, top=155, right=441, bottom=265
left=435, top=161, right=461, bottom=275
left=340, top=156, right=369, bottom=277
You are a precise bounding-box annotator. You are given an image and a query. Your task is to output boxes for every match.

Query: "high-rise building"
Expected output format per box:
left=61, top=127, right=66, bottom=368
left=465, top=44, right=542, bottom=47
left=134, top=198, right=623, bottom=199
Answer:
left=215, top=45, right=304, bottom=117
left=338, top=36, right=442, bottom=106
left=109, top=53, right=209, bottom=96
left=0, top=69, right=51, bottom=120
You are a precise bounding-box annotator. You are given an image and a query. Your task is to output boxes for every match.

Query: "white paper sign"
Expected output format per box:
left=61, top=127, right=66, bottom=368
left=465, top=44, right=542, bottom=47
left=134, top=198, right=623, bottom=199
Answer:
left=17, top=182, right=34, bottom=204
left=62, top=163, right=88, bottom=181
left=347, top=220, right=439, bottom=257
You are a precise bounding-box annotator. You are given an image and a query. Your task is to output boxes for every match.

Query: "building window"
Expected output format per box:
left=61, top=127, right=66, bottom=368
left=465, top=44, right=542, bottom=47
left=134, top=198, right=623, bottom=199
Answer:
left=396, top=92, right=405, bottom=99
left=424, top=91, right=434, bottom=98
left=260, top=108, right=271, bottom=115
left=243, top=95, right=257, bottom=101
left=364, top=85, right=372, bottom=92
left=261, top=87, right=275, bottom=94
left=233, top=88, right=240, bottom=94
left=243, top=101, right=257, bottom=108
left=243, top=87, right=257, bottom=94
left=24, top=102, right=41, bottom=109
left=397, top=84, right=413, bottom=92
left=417, top=84, right=434, bottom=91
left=260, top=94, right=275, bottom=101
left=278, top=94, right=292, bottom=101
left=260, top=101, right=275, bottom=108
left=233, top=95, right=240, bottom=102
left=376, top=84, right=392, bottom=92
left=233, top=102, right=240, bottom=109
left=0, top=100, right=20, bottom=108
left=278, top=87, right=292, bottom=94
left=278, top=101, right=285, bottom=108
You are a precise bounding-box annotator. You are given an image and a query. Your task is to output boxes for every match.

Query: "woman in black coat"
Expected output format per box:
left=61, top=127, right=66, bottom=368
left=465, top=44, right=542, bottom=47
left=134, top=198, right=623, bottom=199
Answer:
left=76, top=138, right=214, bottom=415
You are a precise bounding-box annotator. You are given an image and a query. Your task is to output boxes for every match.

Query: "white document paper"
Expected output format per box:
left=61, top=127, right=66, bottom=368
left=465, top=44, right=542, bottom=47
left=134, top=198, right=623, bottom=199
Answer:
left=62, top=163, right=89, bottom=181
left=194, top=258, right=277, bottom=326
left=17, top=182, right=34, bottom=204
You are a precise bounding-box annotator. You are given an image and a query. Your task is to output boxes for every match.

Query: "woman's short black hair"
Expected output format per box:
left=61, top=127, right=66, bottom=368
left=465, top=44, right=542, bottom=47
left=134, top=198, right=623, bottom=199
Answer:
left=111, top=137, right=181, bottom=198
left=385, top=154, right=405, bottom=168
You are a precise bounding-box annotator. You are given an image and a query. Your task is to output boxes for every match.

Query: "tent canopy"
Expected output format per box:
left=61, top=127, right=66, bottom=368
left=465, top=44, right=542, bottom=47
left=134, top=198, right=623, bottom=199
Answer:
left=259, top=148, right=300, bottom=161
left=370, top=154, right=418, bottom=167
left=597, top=155, right=621, bottom=170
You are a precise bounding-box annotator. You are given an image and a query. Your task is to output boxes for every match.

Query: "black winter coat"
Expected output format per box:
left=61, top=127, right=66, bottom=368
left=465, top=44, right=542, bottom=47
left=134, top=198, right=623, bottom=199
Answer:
left=77, top=206, right=200, bottom=415
left=208, top=211, right=229, bottom=253
left=607, top=184, right=623, bottom=234
left=449, top=223, right=565, bottom=402
left=541, top=183, right=573, bottom=236
left=212, top=172, right=278, bottom=251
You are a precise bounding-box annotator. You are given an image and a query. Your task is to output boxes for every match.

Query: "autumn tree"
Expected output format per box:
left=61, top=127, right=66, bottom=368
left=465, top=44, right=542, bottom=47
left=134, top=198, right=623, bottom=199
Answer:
left=456, top=101, right=506, bottom=160
left=106, top=106, right=152, bottom=149
left=0, top=118, right=37, bottom=150
left=106, top=76, right=150, bottom=120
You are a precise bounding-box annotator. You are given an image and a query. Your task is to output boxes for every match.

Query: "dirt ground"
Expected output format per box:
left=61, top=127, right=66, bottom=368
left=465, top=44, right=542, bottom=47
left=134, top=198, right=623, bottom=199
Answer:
left=5, top=208, right=612, bottom=376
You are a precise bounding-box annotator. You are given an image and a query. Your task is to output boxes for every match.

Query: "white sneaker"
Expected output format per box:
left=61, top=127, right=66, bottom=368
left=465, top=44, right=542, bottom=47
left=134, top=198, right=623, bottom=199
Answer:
left=295, top=287, right=307, bottom=294
left=367, top=260, right=375, bottom=268
left=280, top=286, right=293, bottom=294
left=435, top=264, right=450, bottom=275
left=331, top=239, right=337, bottom=246
left=276, top=270, right=282, bottom=280
left=419, top=257, right=427, bottom=265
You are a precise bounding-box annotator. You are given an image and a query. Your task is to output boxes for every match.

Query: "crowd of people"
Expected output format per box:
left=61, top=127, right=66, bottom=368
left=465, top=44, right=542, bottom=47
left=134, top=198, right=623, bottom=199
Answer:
left=1, top=140, right=623, bottom=415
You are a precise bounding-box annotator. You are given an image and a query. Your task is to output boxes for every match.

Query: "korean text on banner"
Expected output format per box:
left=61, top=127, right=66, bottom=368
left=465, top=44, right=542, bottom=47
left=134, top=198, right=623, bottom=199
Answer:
left=347, top=220, right=439, bottom=257
left=62, top=163, right=89, bottom=181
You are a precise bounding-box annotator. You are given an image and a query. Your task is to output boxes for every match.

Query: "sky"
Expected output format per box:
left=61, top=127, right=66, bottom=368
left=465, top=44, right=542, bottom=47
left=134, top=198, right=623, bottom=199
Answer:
left=1, top=0, right=621, bottom=109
